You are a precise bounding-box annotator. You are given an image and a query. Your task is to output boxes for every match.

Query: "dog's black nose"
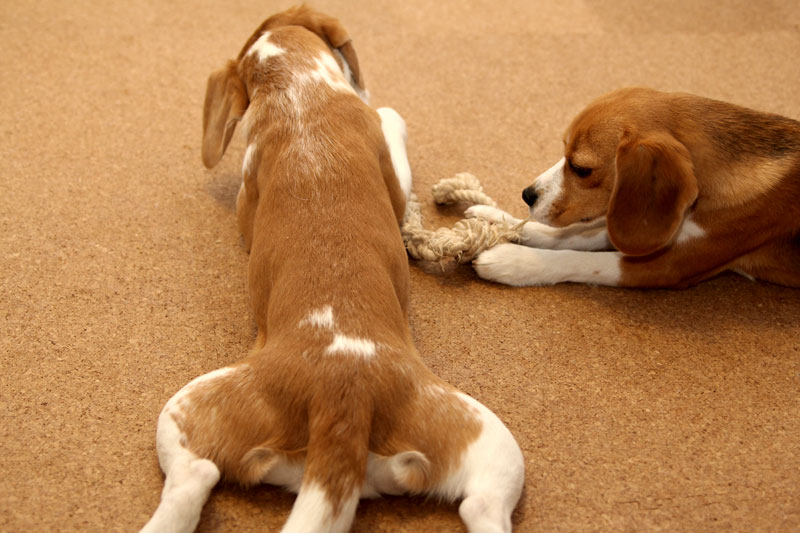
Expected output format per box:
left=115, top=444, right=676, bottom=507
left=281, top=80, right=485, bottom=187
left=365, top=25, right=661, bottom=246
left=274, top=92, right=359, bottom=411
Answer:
left=522, top=186, right=538, bottom=207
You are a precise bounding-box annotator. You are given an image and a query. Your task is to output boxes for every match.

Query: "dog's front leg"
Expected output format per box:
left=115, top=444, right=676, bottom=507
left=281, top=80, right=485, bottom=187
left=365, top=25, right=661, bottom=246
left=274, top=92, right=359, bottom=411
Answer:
left=473, top=244, right=623, bottom=286
left=377, top=107, right=412, bottom=200
left=466, top=206, right=611, bottom=251
left=237, top=144, right=260, bottom=253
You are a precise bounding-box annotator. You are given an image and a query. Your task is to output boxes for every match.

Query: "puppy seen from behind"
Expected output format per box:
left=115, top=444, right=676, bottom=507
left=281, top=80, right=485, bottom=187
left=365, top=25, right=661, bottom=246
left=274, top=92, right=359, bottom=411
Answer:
left=140, top=6, right=524, bottom=533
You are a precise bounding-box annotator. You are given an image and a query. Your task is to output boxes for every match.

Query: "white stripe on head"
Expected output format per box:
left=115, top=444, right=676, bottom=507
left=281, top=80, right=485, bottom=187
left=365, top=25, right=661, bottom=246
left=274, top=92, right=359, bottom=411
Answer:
left=531, top=157, right=565, bottom=224
left=247, top=31, right=286, bottom=61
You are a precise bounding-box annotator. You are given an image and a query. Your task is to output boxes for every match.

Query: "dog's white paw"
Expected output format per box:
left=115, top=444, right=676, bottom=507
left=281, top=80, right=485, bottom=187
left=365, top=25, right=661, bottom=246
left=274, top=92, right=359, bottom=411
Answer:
left=464, top=205, right=519, bottom=225
left=474, top=245, right=622, bottom=286
left=473, top=243, right=549, bottom=286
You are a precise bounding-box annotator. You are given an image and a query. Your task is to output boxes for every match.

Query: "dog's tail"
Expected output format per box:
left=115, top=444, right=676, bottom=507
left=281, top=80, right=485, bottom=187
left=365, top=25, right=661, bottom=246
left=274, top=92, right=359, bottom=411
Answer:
left=280, top=391, right=371, bottom=533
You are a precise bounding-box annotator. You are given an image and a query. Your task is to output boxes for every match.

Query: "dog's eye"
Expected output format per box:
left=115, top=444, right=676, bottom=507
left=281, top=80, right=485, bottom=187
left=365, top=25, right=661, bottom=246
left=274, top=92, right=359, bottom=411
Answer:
left=569, top=160, right=592, bottom=178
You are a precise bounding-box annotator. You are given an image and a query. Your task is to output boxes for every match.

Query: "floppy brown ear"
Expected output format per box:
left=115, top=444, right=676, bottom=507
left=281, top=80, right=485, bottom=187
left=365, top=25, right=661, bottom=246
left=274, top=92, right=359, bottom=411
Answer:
left=201, top=60, right=248, bottom=169
left=335, top=40, right=363, bottom=91
left=244, top=6, right=364, bottom=91
left=607, top=131, right=698, bottom=256
left=305, top=11, right=364, bottom=90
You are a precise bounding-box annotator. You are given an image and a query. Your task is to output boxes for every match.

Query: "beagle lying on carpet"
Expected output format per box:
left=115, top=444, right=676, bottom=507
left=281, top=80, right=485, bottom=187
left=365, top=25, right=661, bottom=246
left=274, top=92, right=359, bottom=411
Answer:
left=469, top=87, right=800, bottom=288
left=141, top=7, right=523, bottom=533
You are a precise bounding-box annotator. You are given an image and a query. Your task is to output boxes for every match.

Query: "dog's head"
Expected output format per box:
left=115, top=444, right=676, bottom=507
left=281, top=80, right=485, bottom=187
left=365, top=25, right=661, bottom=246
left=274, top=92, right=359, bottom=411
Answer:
left=201, top=6, right=366, bottom=169
left=523, top=88, right=699, bottom=256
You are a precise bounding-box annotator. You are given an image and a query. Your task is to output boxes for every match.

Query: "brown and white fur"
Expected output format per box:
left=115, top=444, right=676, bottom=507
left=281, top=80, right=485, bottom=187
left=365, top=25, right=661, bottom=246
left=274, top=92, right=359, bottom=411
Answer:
left=140, top=7, right=523, bottom=533
left=469, top=87, right=800, bottom=288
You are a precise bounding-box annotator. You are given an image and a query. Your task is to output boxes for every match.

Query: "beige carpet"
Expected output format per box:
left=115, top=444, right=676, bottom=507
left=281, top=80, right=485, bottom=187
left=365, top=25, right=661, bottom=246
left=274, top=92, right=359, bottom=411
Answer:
left=2, top=0, right=799, bottom=531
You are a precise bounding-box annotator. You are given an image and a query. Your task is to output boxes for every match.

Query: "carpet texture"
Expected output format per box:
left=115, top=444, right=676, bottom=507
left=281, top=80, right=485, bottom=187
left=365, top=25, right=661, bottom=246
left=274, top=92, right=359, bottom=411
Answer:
left=2, top=0, right=799, bottom=531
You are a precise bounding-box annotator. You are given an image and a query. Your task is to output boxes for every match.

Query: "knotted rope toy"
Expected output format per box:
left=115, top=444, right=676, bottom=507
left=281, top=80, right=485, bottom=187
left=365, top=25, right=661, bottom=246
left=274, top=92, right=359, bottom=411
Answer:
left=401, top=173, right=529, bottom=263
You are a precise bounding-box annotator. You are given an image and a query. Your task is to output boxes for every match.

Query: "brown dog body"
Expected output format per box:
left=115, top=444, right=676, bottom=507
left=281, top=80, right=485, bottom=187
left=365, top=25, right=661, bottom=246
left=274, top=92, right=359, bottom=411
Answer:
left=141, top=7, right=523, bottom=533
left=470, top=88, right=800, bottom=288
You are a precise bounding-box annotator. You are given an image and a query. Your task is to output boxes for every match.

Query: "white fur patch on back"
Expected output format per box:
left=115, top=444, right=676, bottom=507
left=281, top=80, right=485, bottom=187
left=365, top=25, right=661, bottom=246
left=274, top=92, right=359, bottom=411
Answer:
left=299, top=306, right=335, bottom=330
left=326, top=334, right=377, bottom=359
left=247, top=31, right=285, bottom=62
left=299, top=306, right=378, bottom=358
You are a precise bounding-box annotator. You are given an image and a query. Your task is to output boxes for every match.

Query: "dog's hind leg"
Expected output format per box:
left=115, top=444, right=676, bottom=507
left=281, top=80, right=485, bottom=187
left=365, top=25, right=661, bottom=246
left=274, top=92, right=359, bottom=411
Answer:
left=378, top=107, right=412, bottom=200
left=140, top=368, right=242, bottom=533
left=139, top=406, right=221, bottom=533
left=450, top=394, right=524, bottom=533
left=382, top=381, right=524, bottom=532
left=140, top=454, right=219, bottom=533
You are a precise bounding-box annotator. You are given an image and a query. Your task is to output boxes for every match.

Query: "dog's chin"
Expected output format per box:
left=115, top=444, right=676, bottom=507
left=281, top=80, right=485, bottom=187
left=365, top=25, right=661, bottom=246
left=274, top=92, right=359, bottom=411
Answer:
left=530, top=206, right=571, bottom=227
left=529, top=206, right=553, bottom=226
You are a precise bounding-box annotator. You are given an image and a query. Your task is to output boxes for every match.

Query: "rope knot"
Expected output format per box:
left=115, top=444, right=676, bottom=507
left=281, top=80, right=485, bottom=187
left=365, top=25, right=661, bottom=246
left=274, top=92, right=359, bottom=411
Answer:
left=401, top=173, right=526, bottom=264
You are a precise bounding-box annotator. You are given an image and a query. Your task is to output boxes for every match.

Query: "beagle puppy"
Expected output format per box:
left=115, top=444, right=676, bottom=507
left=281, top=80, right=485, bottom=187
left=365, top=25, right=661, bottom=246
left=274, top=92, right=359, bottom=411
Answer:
left=141, top=7, right=523, bottom=533
left=469, top=87, right=800, bottom=288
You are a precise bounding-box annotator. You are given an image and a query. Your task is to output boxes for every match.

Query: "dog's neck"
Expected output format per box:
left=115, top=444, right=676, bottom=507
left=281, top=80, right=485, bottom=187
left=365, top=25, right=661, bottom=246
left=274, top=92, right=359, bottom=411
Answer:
left=239, top=68, right=364, bottom=161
